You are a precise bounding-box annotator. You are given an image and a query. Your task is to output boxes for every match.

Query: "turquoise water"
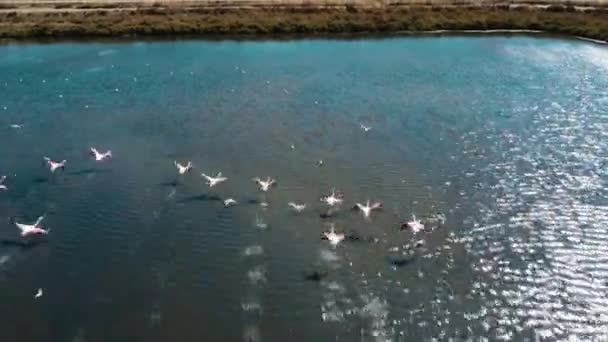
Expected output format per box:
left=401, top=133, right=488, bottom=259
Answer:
left=0, top=36, right=607, bottom=341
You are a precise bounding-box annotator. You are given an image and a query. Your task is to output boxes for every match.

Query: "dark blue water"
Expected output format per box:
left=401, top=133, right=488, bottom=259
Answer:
left=0, top=36, right=607, bottom=341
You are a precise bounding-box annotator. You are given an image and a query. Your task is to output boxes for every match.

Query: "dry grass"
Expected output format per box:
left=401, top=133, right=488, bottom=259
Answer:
left=0, top=6, right=607, bottom=41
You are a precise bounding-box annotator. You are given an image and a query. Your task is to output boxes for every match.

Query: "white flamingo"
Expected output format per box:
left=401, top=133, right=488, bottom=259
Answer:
left=253, top=177, right=276, bottom=192
left=224, top=198, right=237, bottom=207
left=360, top=123, right=372, bottom=132
left=90, top=147, right=112, bottom=162
left=321, top=224, right=345, bottom=246
left=34, top=288, right=43, bottom=299
left=201, top=172, right=227, bottom=188
left=43, top=157, right=66, bottom=173
left=14, top=216, right=50, bottom=237
left=0, top=176, right=6, bottom=191
left=403, top=214, right=425, bottom=233
left=174, top=161, right=193, bottom=175
left=288, top=202, right=307, bottom=213
left=320, top=189, right=343, bottom=207
left=353, top=200, right=383, bottom=219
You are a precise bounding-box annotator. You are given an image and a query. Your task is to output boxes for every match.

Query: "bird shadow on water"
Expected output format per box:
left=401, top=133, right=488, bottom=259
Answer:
left=67, top=168, right=113, bottom=176
left=302, top=269, right=329, bottom=282
left=387, top=255, right=416, bottom=268
left=320, top=211, right=342, bottom=219
left=176, top=193, right=222, bottom=204
left=0, top=239, right=47, bottom=250
left=344, top=232, right=374, bottom=243
left=32, top=176, right=49, bottom=184
left=159, top=180, right=179, bottom=188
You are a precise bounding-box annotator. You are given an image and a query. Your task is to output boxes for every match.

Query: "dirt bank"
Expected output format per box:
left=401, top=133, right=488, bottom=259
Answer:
left=0, top=1, right=607, bottom=41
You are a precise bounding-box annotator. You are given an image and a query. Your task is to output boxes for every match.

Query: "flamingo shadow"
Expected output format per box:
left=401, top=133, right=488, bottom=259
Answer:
left=177, top=194, right=222, bottom=204
left=302, top=270, right=329, bottom=282
left=32, top=177, right=49, bottom=184
left=159, top=180, right=179, bottom=188
left=0, top=239, right=47, bottom=250
left=68, top=168, right=112, bottom=176
left=387, top=256, right=415, bottom=268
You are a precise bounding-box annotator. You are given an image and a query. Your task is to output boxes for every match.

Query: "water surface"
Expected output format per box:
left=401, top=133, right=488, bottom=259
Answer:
left=0, top=36, right=607, bottom=341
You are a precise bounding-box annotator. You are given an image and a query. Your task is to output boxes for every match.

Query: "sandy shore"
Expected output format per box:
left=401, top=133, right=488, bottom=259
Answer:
left=0, top=0, right=607, bottom=41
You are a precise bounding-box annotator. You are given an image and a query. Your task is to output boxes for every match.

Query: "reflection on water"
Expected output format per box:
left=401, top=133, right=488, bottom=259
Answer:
left=0, top=37, right=607, bottom=341
left=460, top=44, right=608, bottom=340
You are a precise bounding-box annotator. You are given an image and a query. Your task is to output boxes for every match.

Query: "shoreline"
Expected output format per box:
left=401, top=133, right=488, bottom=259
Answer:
left=0, top=3, right=607, bottom=42
left=3, top=30, right=606, bottom=46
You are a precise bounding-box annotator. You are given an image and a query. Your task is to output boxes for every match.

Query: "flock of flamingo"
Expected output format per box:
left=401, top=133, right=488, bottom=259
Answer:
left=1, top=123, right=433, bottom=298
left=168, top=125, right=429, bottom=246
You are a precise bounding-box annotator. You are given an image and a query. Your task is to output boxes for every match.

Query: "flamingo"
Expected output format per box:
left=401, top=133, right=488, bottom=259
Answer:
left=253, top=177, right=276, bottom=192
left=0, top=176, right=7, bottom=191
left=43, top=157, right=66, bottom=173
left=353, top=200, right=383, bottom=219
left=321, top=224, right=345, bottom=246
left=288, top=202, right=307, bottom=213
left=224, top=198, right=237, bottom=207
left=402, top=214, right=425, bottom=233
left=360, top=123, right=372, bottom=132
left=320, top=189, right=344, bottom=207
left=174, top=161, right=193, bottom=175
left=201, top=172, right=227, bottom=188
left=90, top=147, right=112, bottom=162
left=14, top=216, right=50, bottom=237
left=34, top=288, right=43, bottom=299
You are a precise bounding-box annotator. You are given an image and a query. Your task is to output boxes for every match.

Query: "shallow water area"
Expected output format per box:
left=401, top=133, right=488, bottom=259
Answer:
left=0, top=36, right=607, bottom=341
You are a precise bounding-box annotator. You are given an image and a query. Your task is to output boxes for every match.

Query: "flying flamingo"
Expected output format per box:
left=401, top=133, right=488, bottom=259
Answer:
left=288, top=202, right=307, bottom=213
left=352, top=200, right=383, bottom=219
left=90, top=147, right=112, bottom=162
left=14, top=216, right=50, bottom=237
left=321, top=224, right=345, bottom=246
left=402, top=214, right=425, bottom=233
left=320, top=188, right=344, bottom=207
left=201, top=172, right=227, bottom=188
left=43, top=157, right=66, bottom=173
left=174, top=161, right=193, bottom=175
left=253, top=177, right=276, bottom=192
left=0, top=176, right=7, bottom=191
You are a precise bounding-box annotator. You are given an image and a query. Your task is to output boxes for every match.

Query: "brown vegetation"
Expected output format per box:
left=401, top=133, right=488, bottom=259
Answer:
left=0, top=5, right=607, bottom=41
